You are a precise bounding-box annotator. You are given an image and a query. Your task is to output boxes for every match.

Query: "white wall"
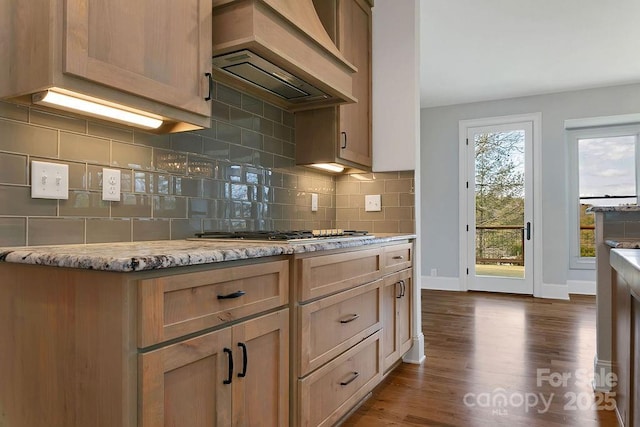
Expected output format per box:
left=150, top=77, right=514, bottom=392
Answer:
left=420, top=83, right=640, bottom=294
left=371, top=0, right=418, bottom=172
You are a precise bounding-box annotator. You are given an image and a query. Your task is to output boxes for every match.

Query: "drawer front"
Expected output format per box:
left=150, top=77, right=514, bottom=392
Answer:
left=298, top=331, right=382, bottom=427
left=138, top=259, right=289, bottom=347
left=296, top=247, right=382, bottom=302
left=383, top=243, right=413, bottom=274
left=298, top=279, right=382, bottom=376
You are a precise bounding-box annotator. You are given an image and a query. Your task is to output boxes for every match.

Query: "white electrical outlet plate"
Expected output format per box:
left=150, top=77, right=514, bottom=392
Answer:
left=102, top=168, right=121, bottom=201
left=365, top=194, right=381, bottom=212
left=311, top=193, right=318, bottom=211
left=31, top=161, right=69, bottom=199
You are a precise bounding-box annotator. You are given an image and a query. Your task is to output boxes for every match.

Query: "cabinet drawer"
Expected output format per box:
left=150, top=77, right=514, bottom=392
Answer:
left=297, top=331, right=382, bottom=427
left=383, top=243, right=413, bottom=274
left=298, top=279, right=381, bottom=376
left=138, top=259, right=288, bottom=347
left=296, top=247, right=382, bottom=302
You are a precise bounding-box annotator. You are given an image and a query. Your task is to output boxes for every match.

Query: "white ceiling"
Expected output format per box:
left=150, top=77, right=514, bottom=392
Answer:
left=420, top=0, right=640, bottom=108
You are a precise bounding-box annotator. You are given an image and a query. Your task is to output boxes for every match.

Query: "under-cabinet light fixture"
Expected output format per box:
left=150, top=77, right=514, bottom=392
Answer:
left=309, top=163, right=345, bottom=173
left=32, top=89, right=163, bottom=129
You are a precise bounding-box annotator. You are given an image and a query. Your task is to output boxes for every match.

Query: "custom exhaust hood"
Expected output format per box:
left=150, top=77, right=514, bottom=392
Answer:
left=212, top=0, right=357, bottom=111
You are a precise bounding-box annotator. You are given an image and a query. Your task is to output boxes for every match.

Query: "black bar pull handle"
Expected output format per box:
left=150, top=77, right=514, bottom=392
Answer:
left=204, top=72, right=213, bottom=101
left=340, top=371, right=359, bottom=386
left=400, top=280, right=406, bottom=297
left=526, top=222, right=531, bottom=240
left=217, top=290, right=246, bottom=300
left=237, top=342, right=248, bottom=378
left=341, top=131, right=347, bottom=149
left=392, top=255, right=405, bottom=260
left=223, top=348, right=233, bottom=385
left=339, top=314, right=360, bottom=324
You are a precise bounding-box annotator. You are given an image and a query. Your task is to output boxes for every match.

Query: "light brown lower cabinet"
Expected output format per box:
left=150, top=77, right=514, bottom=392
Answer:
left=139, top=309, right=289, bottom=427
left=297, top=331, right=382, bottom=427
left=382, top=267, right=413, bottom=372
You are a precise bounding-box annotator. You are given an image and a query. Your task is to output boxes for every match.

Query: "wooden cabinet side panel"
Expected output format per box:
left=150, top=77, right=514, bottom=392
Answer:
left=295, top=107, right=339, bottom=165
left=632, top=296, right=639, bottom=427
left=0, top=0, right=55, bottom=98
left=0, top=264, right=137, bottom=427
left=613, top=270, right=631, bottom=427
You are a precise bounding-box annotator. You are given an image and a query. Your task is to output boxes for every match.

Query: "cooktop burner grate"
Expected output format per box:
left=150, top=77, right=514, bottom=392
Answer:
left=193, top=229, right=369, bottom=241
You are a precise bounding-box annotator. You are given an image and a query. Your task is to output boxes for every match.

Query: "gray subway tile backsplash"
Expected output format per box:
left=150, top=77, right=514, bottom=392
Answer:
left=0, top=81, right=413, bottom=247
left=60, top=132, right=110, bottom=164
left=0, top=152, right=27, bottom=185
left=86, top=218, right=132, bottom=243
left=28, top=218, right=85, bottom=246
left=0, top=119, right=58, bottom=158
left=0, top=217, right=26, bottom=246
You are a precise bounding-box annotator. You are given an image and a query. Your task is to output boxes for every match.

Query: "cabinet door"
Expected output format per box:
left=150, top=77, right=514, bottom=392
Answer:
left=382, top=268, right=413, bottom=372
left=64, top=0, right=211, bottom=116
left=232, top=309, right=289, bottom=427
left=139, top=328, right=232, bottom=427
left=337, top=0, right=372, bottom=167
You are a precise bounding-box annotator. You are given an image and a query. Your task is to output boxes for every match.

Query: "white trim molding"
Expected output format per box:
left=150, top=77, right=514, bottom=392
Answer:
left=458, top=113, right=543, bottom=297
left=593, top=356, right=615, bottom=392
left=567, top=279, right=596, bottom=295
left=402, top=332, right=426, bottom=365
left=540, top=283, right=570, bottom=300
left=421, top=275, right=463, bottom=291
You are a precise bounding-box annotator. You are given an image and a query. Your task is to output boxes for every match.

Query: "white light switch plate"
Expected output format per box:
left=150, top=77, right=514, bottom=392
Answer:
left=365, top=194, right=381, bottom=212
left=311, top=193, right=318, bottom=211
left=102, top=168, right=121, bottom=201
left=31, top=161, right=69, bottom=199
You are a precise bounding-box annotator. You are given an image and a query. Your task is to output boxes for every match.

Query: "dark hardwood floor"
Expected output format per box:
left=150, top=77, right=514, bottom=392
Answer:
left=343, top=290, right=619, bottom=427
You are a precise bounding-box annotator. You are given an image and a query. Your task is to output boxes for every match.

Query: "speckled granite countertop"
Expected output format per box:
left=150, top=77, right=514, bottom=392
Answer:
left=586, top=205, right=640, bottom=213
left=606, top=240, right=640, bottom=249
left=0, top=234, right=415, bottom=272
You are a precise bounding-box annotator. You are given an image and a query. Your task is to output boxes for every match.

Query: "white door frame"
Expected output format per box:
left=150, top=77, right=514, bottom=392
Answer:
left=458, top=113, right=543, bottom=297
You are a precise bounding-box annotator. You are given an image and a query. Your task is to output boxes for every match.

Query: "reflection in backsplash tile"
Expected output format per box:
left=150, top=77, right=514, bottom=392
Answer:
left=0, top=82, right=412, bottom=247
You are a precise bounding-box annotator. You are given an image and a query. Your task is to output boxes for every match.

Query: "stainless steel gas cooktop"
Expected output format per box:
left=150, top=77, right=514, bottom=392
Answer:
left=192, top=229, right=374, bottom=244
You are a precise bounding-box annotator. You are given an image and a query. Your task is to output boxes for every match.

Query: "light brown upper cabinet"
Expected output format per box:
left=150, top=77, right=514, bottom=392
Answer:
left=296, top=0, right=373, bottom=172
left=0, top=0, right=212, bottom=133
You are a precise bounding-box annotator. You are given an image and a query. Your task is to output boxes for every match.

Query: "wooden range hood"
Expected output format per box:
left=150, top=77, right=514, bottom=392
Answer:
left=212, top=0, right=357, bottom=111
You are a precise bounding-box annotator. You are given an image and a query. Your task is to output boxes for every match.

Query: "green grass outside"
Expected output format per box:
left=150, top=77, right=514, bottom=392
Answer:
left=475, top=264, right=524, bottom=278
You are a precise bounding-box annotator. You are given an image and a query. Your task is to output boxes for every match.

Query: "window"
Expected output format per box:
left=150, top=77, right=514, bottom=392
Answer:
left=568, top=124, right=640, bottom=269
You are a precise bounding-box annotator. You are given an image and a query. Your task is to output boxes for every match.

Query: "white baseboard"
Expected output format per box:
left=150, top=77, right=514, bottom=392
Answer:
left=421, top=275, right=463, bottom=291
left=402, top=332, right=425, bottom=364
left=539, top=283, right=570, bottom=300
left=567, top=279, right=596, bottom=295
left=593, top=356, right=615, bottom=392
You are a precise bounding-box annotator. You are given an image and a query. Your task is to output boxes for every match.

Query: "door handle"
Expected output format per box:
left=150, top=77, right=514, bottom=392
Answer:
left=204, top=72, right=213, bottom=101
left=339, top=371, right=359, bottom=386
left=339, top=314, right=360, bottom=324
left=237, top=342, right=248, bottom=378
left=526, top=222, right=531, bottom=240
left=341, top=131, right=347, bottom=149
left=217, top=290, right=246, bottom=299
left=223, top=348, right=233, bottom=384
